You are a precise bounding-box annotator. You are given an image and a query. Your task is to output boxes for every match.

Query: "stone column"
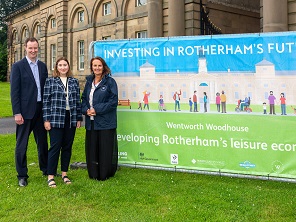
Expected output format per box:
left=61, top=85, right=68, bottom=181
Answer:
left=168, top=0, right=185, bottom=36
left=148, top=0, right=163, bottom=37
left=262, top=0, right=288, bottom=32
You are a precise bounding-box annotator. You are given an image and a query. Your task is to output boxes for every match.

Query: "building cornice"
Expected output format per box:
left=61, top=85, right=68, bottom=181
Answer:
left=5, top=0, right=47, bottom=21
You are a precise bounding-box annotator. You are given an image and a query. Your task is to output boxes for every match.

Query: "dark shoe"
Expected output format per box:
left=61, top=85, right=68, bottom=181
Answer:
left=47, top=178, right=57, bottom=188
left=18, top=178, right=28, bottom=187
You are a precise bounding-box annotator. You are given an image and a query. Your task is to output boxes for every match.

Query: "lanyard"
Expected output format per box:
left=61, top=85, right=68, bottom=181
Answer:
left=59, top=77, right=68, bottom=98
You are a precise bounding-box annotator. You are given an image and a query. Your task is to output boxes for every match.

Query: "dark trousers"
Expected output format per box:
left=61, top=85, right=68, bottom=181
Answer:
left=85, top=122, right=118, bottom=180
left=15, top=103, right=48, bottom=179
left=217, top=104, right=220, bottom=112
left=269, top=104, right=275, bottom=114
left=47, top=111, right=76, bottom=175
left=204, top=102, right=207, bottom=112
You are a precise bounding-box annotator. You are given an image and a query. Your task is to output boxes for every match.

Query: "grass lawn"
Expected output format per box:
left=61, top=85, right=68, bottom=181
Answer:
left=0, top=82, right=12, bottom=117
left=1, top=81, right=296, bottom=221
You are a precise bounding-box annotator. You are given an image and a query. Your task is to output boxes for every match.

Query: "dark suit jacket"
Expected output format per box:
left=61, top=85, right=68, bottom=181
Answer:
left=10, top=57, right=48, bottom=119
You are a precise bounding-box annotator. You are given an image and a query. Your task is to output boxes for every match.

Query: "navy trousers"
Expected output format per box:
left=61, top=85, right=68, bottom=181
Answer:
left=85, top=122, right=118, bottom=180
left=47, top=111, right=76, bottom=175
left=15, top=102, right=48, bottom=179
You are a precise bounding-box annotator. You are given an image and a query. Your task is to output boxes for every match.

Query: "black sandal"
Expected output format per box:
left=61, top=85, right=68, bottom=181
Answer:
left=62, top=176, right=71, bottom=184
left=47, top=178, right=57, bottom=188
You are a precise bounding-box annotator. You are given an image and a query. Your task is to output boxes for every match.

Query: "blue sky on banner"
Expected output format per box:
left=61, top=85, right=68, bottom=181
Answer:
left=93, top=32, right=296, bottom=75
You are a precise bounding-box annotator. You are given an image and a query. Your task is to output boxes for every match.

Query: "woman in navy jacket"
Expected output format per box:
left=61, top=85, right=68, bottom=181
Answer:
left=81, top=57, right=118, bottom=180
left=43, top=57, right=82, bottom=187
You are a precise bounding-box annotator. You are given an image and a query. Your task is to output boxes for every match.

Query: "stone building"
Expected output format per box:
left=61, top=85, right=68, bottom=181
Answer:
left=5, top=0, right=295, bottom=82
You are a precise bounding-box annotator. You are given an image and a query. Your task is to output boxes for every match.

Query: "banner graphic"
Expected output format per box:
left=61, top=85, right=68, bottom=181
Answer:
left=93, top=32, right=296, bottom=179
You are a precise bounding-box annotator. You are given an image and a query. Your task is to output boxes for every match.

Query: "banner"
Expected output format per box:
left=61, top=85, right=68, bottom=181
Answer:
left=93, top=32, right=296, bottom=179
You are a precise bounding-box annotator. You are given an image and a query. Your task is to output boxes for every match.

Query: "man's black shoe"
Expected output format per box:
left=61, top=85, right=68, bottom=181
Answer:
left=18, top=178, right=28, bottom=187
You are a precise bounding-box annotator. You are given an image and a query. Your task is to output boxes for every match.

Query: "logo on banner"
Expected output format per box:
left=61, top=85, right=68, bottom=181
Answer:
left=171, top=154, right=178, bottom=164
left=118, top=151, right=128, bottom=159
left=138, top=152, right=158, bottom=162
left=272, top=160, right=284, bottom=173
left=239, top=161, right=256, bottom=169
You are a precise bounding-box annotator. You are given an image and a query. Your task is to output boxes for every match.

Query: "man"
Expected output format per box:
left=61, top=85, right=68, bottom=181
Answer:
left=10, top=37, right=48, bottom=187
left=221, top=90, right=227, bottom=113
left=173, top=89, right=182, bottom=112
left=268, top=90, right=276, bottom=115
left=240, top=96, right=249, bottom=111
left=193, top=90, right=198, bottom=112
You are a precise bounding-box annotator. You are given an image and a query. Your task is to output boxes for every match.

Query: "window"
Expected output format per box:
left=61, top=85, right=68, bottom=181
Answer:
left=136, top=31, right=147, bottom=38
left=103, top=2, right=111, bottom=15
left=36, top=25, right=41, bottom=34
left=24, top=29, right=29, bottom=38
left=102, top=36, right=111, bottom=40
left=50, top=44, right=56, bottom=70
left=51, top=19, right=56, bottom=28
left=264, top=92, right=268, bottom=99
left=78, top=41, right=85, bottom=70
left=235, top=92, right=239, bottom=99
left=136, top=0, right=147, bottom=6
left=78, top=11, right=84, bottom=23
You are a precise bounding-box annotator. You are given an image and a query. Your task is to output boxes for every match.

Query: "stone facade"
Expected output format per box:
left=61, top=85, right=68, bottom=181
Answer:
left=6, top=0, right=263, bottom=81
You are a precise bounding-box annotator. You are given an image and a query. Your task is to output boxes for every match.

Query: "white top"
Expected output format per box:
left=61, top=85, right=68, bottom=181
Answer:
left=89, top=80, right=100, bottom=120
left=60, top=77, right=70, bottom=110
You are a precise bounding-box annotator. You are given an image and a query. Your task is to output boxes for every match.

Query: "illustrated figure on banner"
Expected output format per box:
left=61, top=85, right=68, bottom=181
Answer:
left=221, top=90, right=227, bottom=113
left=173, top=89, right=182, bottom=112
left=203, top=92, right=208, bottom=112
left=280, top=93, right=286, bottom=115
left=189, top=97, right=193, bottom=112
left=268, top=91, right=276, bottom=115
left=143, top=90, right=150, bottom=111
left=216, top=92, right=221, bottom=112
left=159, top=95, right=165, bottom=111
left=193, top=90, right=198, bottom=112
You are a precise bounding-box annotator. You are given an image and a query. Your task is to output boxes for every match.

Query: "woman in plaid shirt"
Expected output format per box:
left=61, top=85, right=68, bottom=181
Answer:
left=43, top=57, right=82, bottom=188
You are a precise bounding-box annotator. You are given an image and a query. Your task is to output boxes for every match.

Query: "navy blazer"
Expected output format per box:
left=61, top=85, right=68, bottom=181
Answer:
left=43, top=77, right=82, bottom=128
left=10, top=57, right=48, bottom=119
left=81, top=74, right=118, bottom=130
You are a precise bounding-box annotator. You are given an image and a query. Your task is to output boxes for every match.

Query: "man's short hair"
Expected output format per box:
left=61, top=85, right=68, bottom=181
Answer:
left=24, top=37, right=39, bottom=47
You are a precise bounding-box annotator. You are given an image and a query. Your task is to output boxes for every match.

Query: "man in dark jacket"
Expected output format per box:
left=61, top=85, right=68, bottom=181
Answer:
left=10, top=37, right=48, bottom=187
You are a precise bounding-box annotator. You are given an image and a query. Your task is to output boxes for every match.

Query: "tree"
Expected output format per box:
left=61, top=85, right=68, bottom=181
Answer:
left=0, top=0, right=31, bottom=81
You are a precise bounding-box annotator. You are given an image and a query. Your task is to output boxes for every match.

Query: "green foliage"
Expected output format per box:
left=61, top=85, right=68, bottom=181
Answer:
left=0, top=39, right=7, bottom=81
left=0, top=82, right=11, bottom=117
left=0, top=0, right=31, bottom=81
